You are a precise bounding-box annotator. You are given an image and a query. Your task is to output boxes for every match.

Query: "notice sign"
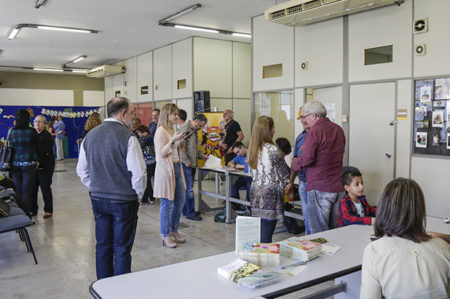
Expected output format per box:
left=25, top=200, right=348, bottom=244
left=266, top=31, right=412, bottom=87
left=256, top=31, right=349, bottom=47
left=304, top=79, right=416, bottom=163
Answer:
left=397, top=109, right=407, bottom=120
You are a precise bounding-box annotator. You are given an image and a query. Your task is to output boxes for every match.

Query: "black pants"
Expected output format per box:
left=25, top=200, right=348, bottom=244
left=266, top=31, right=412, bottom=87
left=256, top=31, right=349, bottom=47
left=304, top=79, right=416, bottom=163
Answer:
left=12, top=165, right=37, bottom=216
left=260, top=218, right=277, bottom=243
left=31, top=164, right=55, bottom=214
left=142, top=163, right=155, bottom=203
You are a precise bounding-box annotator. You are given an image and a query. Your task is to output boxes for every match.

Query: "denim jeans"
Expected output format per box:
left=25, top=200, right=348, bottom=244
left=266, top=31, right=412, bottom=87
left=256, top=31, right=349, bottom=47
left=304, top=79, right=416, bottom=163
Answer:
left=55, top=138, right=64, bottom=160
left=31, top=164, right=55, bottom=214
left=160, top=163, right=185, bottom=237
left=91, top=196, right=139, bottom=279
left=298, top=180, right=310, bottom=234
left=260, top=218, right=277, bottom=243
left=182, top=163, right=196, bottom=217
left=12, top=165, right=37, bottom=216
left=307, top=190, right=345, bottom=233
left=231, top=177, right=252, bottom=201
left=142, top=163, right=155, bottom=203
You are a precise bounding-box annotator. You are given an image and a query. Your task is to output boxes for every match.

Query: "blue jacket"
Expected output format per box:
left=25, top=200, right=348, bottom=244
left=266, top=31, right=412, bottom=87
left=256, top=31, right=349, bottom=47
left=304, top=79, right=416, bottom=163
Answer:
left=293, top=130, right=307, bottom=182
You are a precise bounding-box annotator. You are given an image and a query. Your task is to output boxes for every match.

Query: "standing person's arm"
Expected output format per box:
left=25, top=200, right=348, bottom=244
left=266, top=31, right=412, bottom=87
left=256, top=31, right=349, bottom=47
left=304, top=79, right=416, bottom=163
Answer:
left=76, top=141, right=90, bottom=189
left=270, top=146, right=291, bottom=180
left=292, top=133, right=318, bottom=172
left=127, top=136, right=147, bottom=200
left=180, top=128, right=194, bottom=167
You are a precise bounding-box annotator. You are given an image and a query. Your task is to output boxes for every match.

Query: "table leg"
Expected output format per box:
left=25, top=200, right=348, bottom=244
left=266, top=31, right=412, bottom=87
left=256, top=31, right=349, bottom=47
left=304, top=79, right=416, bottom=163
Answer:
left=225, top=173, right=231, bottom=223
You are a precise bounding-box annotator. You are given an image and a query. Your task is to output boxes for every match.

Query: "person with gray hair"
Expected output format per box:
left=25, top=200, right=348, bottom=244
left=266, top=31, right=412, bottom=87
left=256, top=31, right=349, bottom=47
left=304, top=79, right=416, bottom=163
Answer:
left=290, top=100, right=346, bottom=233
left=179, top=113, right=208, bottom=221
left=77, top=97, right=147, bottom=279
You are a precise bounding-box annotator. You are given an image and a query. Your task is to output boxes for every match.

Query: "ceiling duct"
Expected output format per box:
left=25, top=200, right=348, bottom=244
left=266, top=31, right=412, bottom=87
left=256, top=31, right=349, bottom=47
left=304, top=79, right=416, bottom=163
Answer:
left=86, top=65, right=124, bottom=78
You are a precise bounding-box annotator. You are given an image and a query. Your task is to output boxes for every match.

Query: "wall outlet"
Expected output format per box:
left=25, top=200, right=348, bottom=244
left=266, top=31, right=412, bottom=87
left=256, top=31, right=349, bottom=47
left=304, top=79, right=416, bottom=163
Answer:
left=415, top=44, right=426, bottom=56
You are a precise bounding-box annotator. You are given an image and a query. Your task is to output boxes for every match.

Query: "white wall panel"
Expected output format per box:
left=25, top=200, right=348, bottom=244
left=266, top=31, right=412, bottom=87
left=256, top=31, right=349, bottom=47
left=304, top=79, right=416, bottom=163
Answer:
left=411, top=157, right=450, bottom=219
left=313, top=86, right=342, bottom=126
left=0, top=88, right=73, bottom=106
left=253, top=15, right=294, bottom=92
left=396, top=80, right=412, bottom=178
left=137, top=51, right=153, bottom=103
left=176, top=98, right=193, bottom=121
left=193, top=37, right=232, bottom=98
left=83, top=91, right=104, bottom=107
left=111, top=74, right=124, bottom=98
left=414, top=0, right=450, bottom=77
left=233, top=42, right=251, bottom=98
left=210, top=98, right=232, bottom=112
left=294, top=88, right=305, bottom=138
left=172, top=38, right=192, bottom=99
left=124, top=57, right=137, bottom=102
left=295, top=18, right=343, bottom=87
left=154, top=45, right=172, bottom=101
left=348, top=1, right=412, bottom=82
left=104, top=77, right=113, bottom=103
left=233, top=98, right=251, bottom=146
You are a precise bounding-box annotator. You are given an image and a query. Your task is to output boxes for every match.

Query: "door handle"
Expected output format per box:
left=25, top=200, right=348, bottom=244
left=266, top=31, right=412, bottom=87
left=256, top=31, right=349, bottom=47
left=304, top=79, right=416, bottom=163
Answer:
left=385, top=153, right=392, bottom=158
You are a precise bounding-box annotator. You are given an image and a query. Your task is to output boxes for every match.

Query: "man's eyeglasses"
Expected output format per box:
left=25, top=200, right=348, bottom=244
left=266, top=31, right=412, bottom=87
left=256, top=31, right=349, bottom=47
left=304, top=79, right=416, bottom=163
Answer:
left=299, top=113, right=312, bottom=120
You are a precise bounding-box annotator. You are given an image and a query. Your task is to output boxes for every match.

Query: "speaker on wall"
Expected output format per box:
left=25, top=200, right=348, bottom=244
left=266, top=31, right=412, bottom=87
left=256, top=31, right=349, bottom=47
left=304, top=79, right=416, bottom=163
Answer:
left=413, top=18, right=428, bottom=34
left=194, top=90, right=210, bottom=113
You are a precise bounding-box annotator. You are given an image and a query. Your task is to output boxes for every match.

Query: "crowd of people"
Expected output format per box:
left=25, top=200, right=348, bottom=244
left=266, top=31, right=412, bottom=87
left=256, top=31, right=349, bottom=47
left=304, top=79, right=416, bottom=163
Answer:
left=5, top=97, right=447, bottom=297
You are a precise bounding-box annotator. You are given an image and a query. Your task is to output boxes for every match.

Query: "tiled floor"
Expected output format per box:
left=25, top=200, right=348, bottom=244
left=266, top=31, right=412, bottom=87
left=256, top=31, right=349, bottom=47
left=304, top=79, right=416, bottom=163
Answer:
left=0, top=159, right=306, bottom=298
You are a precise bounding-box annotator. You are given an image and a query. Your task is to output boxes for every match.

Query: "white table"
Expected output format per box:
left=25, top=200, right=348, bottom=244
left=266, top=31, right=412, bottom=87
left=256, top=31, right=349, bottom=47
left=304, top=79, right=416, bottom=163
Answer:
left=198, top=167, right=304, bottom=224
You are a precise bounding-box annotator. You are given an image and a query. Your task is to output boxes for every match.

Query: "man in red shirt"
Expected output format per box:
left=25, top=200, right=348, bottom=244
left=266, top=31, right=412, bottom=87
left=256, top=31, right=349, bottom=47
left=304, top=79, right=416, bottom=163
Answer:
left=292, top=101, right=346, bottom=233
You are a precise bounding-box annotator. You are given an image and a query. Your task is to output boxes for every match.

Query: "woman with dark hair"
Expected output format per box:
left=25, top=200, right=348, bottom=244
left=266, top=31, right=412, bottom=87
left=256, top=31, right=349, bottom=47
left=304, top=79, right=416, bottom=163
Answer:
left=248, top=116, right=290, bottom=243
left=10, top=109, right=39, bottom=217
left=31, top=115, right=55, bottom=219
left=360, top=178, right=450, bottom=298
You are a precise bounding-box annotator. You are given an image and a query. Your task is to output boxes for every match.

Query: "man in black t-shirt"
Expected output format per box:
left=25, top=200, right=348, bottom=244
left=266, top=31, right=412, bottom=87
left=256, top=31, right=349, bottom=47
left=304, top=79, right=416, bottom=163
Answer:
left=220, top=109, right=244, bottom=164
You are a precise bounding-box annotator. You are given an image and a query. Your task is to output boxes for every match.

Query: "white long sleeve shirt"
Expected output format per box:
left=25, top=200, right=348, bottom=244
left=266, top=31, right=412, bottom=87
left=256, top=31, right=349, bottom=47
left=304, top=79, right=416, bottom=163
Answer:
left=76, top=118, right=147, bottom=199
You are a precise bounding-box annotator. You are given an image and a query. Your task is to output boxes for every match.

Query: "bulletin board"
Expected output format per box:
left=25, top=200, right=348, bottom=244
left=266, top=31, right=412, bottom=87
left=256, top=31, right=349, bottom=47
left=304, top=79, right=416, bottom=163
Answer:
left=0, top=105, right=101, bottom=158
left=413, top=79, right=450, bottom=156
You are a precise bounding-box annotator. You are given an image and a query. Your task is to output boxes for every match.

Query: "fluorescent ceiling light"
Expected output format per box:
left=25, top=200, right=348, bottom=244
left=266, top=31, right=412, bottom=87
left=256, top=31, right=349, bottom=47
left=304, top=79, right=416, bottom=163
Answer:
left=37, top=26, right=92, bottom=33
left=174, top=25, right=219, bottom=34
left=33, top=67, right=63, bottom=72
left=71, top=55, right=86, bottom=63
left=8, top=28, right=19, bottom=40
left=160, top=4, right=201, bottom=23
left=232, top=33, right=251, bottom=38
left=71, top=69, right=88, bottom=73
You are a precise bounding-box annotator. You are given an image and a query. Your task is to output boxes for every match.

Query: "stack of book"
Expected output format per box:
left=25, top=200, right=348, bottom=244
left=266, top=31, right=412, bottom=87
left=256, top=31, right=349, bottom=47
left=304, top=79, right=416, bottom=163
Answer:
left=280, top=238, right=322, bottom=261
left=238, top=242, right=281, bottom=266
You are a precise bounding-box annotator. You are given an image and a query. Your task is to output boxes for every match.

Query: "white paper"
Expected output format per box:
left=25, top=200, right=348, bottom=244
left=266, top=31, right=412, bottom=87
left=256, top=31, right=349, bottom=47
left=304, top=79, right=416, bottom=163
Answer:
left=203, top=155, right=222, bottom=169
left=416, top=132, right=427, bottom=148
left=321, top=243, right=341, bottom=255
left=235, top=216, right=261, bottom=254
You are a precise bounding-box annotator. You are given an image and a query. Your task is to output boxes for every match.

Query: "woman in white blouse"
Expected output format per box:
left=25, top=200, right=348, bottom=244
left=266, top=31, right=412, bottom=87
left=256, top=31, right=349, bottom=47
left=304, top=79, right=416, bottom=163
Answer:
left=360, top=178, right=450, bottom=299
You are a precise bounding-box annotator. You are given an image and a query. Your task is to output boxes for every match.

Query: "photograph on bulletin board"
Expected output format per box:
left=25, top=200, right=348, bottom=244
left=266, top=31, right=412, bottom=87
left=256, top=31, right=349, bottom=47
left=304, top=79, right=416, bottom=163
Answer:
left=413, top=79, right=450, bottom=156
left=197, top=112, right=225, bottom=167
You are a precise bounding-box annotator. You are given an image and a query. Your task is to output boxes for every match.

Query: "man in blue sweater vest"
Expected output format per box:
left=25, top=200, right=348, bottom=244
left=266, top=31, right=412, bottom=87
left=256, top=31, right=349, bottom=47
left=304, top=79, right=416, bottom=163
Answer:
left=77, top=97, right=147, bottom=279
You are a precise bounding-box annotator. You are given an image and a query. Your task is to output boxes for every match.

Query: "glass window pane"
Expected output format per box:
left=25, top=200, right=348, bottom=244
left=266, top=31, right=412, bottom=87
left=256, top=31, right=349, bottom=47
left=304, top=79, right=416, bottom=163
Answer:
left=254, top=90, right=294, bottom=144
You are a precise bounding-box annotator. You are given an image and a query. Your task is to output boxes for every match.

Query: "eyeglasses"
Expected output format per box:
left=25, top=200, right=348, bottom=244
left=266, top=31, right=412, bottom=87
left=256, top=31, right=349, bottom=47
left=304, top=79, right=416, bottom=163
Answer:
left=299, top=113, right=312, bottom=120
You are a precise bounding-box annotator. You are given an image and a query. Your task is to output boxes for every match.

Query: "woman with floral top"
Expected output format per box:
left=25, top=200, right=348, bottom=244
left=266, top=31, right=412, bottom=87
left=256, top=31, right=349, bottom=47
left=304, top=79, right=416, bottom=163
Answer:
left=248, top=116, right=291, bottom=243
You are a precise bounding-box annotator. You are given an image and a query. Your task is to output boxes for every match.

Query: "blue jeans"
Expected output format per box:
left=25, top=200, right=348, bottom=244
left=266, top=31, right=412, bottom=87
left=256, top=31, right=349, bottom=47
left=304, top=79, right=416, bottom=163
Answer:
left=298, top=180, right=310, bottom=234
left=231, top=177, right=252, bottom=201
left=260, top=218, right=277, bottom=243
left=12, top=165, right=37, bottom=216
left=182, top=163, right=196, bottom=217
left=160, top=163, right=185, bottom=237
left=91, top=196, right=139, bottom=279
left=307, top=190, right=344, bottom=233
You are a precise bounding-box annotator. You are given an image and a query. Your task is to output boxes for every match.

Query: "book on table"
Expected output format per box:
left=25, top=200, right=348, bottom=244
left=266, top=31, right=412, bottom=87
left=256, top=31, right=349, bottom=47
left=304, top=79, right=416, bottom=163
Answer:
left=280, top=238, right=322, bottom=261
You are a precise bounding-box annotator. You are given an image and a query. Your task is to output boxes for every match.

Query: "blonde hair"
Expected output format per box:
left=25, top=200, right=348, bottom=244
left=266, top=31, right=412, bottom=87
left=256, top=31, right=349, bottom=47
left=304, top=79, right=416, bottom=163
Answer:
left=35, top=115, right=49, bottom=131
left=158, top=103, right=179, bottom=130
left=84, top=113, right=102, bottom=132
left=248, top=116, right=275, bottom=169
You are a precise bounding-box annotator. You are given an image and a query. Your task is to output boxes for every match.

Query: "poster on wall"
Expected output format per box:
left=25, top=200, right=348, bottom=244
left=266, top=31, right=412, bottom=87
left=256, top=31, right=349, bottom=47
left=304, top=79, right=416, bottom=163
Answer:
left=432, top=110, right=444, bottom=127
left=416, top=132, right=427, bottom=148
left=415, top=105, right=428, bottom=120
left=415, top=80, right=433, bottom=103
left=435, top=78, right=450, bottom=99
left=432, top=133, right=441, bottom=146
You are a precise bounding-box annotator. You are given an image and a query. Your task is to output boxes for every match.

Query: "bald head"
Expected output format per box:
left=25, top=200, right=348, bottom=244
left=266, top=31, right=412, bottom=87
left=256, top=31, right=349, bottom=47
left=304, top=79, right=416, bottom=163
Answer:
left=107, top=97, right=131, bottom=118
left=223, top=109, right=234, bottom=122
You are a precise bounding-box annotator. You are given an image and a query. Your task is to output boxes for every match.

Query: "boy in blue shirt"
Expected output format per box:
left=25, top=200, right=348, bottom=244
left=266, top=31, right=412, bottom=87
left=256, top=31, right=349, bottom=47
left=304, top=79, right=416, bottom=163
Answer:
left=227, top=142, right=251, bottom=206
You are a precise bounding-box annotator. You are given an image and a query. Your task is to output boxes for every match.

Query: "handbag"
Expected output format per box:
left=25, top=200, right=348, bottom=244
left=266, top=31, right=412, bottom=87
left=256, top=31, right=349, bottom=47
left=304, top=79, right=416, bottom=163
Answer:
left=0, top=128, right=13, bottom=172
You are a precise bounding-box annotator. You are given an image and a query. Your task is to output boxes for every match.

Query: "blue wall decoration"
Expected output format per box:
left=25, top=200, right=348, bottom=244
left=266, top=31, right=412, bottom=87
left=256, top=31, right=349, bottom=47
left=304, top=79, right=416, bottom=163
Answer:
left=0, top=105, right=100, bottom=159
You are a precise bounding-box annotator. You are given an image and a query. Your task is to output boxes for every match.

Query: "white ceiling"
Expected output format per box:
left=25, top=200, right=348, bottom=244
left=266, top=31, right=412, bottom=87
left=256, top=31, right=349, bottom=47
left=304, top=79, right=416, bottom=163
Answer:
left=0, top=0, right=279, bottom=71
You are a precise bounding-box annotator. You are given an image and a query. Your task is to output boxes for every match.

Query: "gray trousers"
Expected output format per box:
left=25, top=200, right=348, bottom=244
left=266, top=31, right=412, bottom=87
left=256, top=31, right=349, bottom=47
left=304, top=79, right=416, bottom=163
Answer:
left=307, top=190, right=345, bottom=233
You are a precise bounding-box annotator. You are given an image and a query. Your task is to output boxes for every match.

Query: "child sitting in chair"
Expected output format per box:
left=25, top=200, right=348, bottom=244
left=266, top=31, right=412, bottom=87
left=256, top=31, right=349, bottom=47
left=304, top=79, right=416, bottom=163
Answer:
left=338, top=168, right=376, bottom=227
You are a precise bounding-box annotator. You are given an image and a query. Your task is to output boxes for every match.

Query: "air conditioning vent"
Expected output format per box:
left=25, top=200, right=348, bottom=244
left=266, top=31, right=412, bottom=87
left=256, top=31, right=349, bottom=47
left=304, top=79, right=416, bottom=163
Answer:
left=265, top=0, right=405, bottom=26
left=87, top=65, right=124, bottom=78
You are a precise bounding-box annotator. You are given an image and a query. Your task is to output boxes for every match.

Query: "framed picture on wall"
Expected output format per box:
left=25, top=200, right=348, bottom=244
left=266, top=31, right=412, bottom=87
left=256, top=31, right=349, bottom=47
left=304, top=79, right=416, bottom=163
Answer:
left=432, top=110, right=444, bottom=127
left=435, top=78, right=450, bottom=100
left=416, top=132, right=427, bottom=148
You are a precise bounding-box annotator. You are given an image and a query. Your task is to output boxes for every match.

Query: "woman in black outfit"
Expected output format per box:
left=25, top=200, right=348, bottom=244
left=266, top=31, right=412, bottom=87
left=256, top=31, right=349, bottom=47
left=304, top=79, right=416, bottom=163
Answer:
left=10, top=109, right=39, bottom=217
left=31, top=115, right=55, bottom=218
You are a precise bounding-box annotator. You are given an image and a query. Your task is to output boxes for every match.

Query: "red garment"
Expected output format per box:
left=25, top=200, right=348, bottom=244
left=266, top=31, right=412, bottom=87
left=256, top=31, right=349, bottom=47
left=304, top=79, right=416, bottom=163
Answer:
left=292, top=118, right=345, bottom=192
left=337, top=195, right=377, bottom=227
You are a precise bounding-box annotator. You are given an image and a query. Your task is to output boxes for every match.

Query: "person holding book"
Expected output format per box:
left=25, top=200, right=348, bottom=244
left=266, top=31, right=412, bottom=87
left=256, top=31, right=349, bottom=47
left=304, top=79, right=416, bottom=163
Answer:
left=337, top=168, right=376, bottom=227
left=360, top=178, right=450, bottom=298
left=228, top=142, right=252, bottom=211
left=248, top=116, right=290, bottom=243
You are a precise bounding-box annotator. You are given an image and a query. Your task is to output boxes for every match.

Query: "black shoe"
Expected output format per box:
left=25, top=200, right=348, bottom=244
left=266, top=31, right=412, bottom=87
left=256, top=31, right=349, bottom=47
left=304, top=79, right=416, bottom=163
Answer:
left=194, top=211, right=201, bottom=217
left=186, top=215, right=202, bottom=221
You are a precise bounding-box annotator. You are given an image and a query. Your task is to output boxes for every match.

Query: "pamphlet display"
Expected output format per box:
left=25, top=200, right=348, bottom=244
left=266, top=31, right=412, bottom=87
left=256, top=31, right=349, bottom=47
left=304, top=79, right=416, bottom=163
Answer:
left=414, top=79, right=450, bottom=156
